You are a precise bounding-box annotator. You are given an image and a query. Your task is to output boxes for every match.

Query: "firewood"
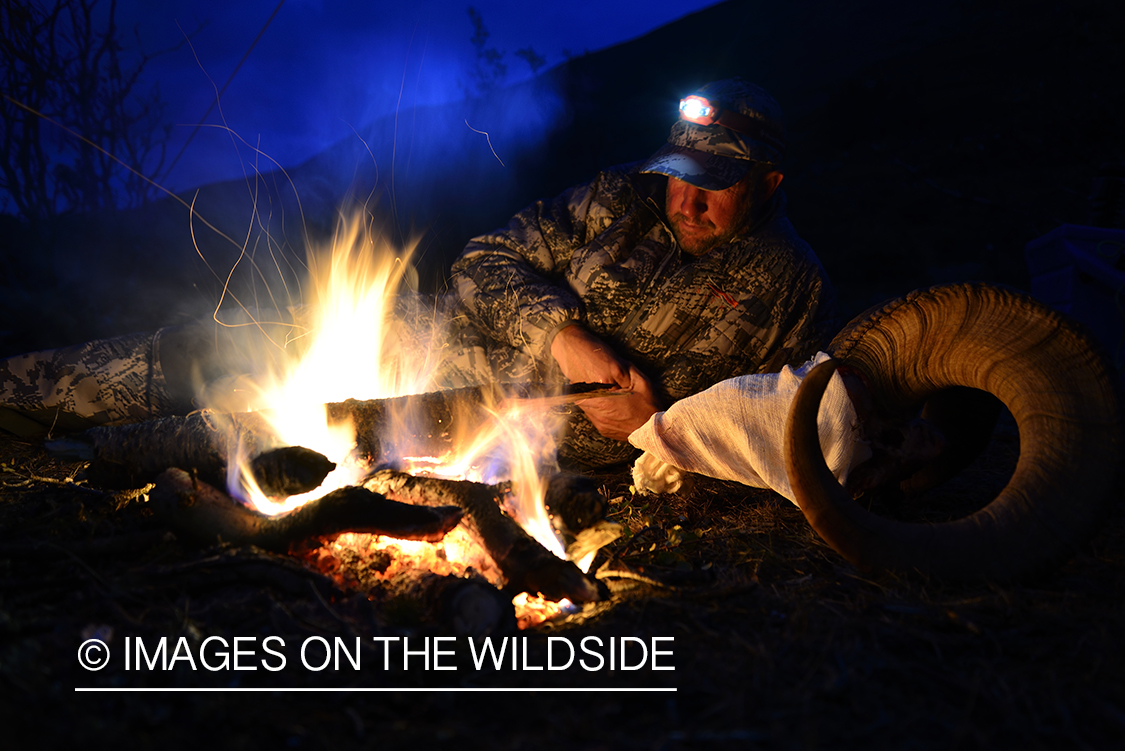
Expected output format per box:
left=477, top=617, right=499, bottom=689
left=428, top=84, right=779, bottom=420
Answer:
left=375, top=567, right=515, bottom=637
left=48, top=415, right=335, bottom=497
left=47, top=411, right=277, bottom=488
left=328, top=382, right=624, bottom=462
left=45, top=383, right=620, bottom=488
left=327, top=386, right=494, bottom=463
left=151, top=468, right=463, bottom=552
left=249, top=446, right=336, bottom=497
left=363, top=469, right=600, bottom=603
left=543, top=472, right=609, bottom=536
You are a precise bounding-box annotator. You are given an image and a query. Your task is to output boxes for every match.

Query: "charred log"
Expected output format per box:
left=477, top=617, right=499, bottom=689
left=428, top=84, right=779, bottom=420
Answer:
left=328, top=386, right=495, bottom=464
left=249, top=447, right=336, bottom=497
left=543, top=472, right=608, bottom=537
left=45, top=383, right=619, bottom=489
left=540, top=472, right=622, bottom=566
left=46, top=411, right=278, bottom=488
left=48, top=414, right=334, bottom=496
left=374, top=568, right=515, bottom=637
left=363, top=469, right=599, bottom=603
left=151, top=468, right=463, bottom=552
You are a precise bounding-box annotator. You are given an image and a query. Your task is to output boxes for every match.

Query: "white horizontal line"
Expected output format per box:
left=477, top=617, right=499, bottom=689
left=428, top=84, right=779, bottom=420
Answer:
left=75, top=687, right=676, bottom=693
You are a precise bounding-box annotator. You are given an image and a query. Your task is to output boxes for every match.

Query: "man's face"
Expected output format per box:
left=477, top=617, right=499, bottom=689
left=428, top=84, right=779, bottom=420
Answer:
left=665, top=170, right=781, bottom=255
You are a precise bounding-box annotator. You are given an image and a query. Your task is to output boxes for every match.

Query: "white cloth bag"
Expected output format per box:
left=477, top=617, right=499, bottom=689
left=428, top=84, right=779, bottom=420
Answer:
left=628, top=352, right=871, bottom=504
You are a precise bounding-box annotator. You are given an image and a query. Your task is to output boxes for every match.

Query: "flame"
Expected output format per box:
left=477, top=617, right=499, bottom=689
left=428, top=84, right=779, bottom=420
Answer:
left=400, top=402, right=568, bottom=561
left=209, top=210, right=583, bottom=626
left=220, top=213, right=441, bottom=513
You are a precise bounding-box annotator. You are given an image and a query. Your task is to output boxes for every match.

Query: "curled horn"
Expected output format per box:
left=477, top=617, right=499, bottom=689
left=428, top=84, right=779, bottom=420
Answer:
left=784, top=282, right=1122, bottom=580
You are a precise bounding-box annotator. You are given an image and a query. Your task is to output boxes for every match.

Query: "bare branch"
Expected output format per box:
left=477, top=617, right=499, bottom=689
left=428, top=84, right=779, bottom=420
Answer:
left=0, top=0, right=202, bottom=221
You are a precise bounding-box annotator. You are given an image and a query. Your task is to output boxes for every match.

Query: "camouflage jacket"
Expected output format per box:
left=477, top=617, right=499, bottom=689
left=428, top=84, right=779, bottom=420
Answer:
left=451, top=163, right=836, bottom=400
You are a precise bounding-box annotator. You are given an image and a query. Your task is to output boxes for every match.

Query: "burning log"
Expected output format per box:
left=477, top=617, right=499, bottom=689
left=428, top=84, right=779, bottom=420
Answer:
left=151, top=468, right=463, bottom=552
left=329, top=382, right=623, bottom=463
left=46, top=411, right=279, bottom=489
left=45, top=382, right=619, bottom=488
left=363, top=469, right=600, bottom=603
left=49, top=414, right=334, bottom=495
left=327, top=386, right=492, bottom=463
left=249, top=446, right=337, bottom=497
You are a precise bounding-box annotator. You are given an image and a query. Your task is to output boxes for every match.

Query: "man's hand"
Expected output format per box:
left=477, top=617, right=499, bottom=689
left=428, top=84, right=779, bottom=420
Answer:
left=550, top=325, right=661, bottom=440
left=578, top=363, right=661, bottom=440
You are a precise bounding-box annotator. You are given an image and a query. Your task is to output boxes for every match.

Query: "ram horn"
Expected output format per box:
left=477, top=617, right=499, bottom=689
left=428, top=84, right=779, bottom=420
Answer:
left=784, top=282, right=1122, bottom=580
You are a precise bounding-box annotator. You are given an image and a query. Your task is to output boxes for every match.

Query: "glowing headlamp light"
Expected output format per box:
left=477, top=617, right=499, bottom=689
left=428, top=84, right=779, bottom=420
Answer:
left=679, top=95, right=717, bottom=125
left=678, top=94, right=760, bottom=136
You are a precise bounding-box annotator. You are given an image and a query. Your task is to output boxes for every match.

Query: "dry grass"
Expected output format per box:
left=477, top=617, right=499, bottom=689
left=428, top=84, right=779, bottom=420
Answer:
left=1, top=415, right=1122, bottom=749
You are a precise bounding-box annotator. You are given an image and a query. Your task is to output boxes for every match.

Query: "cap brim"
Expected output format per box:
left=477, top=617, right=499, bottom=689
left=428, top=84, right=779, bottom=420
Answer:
left=639, top=143, right=752, bottom=191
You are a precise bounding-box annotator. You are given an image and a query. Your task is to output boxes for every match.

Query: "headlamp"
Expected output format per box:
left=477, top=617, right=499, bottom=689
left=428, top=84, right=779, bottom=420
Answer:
left=678, top=94, right=761, bottom=136
left=679, top=95, right=717, bottom=125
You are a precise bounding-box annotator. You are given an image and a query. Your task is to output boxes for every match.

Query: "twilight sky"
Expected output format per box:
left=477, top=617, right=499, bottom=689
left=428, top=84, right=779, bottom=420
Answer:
left=121, top=0, right=720, bottom=193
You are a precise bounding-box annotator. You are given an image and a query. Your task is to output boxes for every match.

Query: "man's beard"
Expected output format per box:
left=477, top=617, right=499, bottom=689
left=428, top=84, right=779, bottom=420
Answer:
left=668, top=182, right=772, bottom=255
left=668, top=213, right=744, bottom=256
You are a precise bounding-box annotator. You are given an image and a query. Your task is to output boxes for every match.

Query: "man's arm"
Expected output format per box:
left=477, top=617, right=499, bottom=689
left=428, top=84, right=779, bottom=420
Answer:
left=452, top=169, right=665, bottom=439
left=450, top=180, right=599, bottom=363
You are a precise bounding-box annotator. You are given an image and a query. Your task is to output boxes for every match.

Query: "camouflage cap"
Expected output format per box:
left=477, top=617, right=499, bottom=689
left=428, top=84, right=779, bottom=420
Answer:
left=640, top=78, right=786, bottom=191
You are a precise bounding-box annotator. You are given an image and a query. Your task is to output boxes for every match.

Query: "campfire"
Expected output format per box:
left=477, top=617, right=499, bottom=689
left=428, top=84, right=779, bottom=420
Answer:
left=50, top=213, right=619, bottom=633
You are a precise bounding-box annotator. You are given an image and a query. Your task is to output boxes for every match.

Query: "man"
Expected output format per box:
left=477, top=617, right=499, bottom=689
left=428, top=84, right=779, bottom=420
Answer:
left=446, top=78, right=837, bottom=468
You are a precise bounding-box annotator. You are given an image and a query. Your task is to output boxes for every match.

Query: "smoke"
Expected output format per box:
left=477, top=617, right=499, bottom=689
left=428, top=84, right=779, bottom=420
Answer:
left=120, top=1, right=714, bottom=193
left=0, top=1, right=702, bottom=353
left=127, top=1, right=570, bottom=194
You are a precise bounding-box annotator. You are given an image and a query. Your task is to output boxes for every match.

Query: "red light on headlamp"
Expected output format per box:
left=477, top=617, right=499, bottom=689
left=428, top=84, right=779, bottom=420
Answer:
left=678, top=94, right=760, bottom=136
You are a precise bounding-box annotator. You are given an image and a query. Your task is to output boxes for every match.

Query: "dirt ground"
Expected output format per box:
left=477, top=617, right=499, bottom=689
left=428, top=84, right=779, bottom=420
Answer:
left=2, top=408, right=1123, bottom=750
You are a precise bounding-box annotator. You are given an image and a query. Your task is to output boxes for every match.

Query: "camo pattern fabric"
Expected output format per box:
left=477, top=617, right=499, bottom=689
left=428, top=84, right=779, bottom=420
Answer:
left=0, top=331, right=176, bottom=436
left=433, top=301, right=543, bottom=388
left=449, top=162, right=837, bottom=468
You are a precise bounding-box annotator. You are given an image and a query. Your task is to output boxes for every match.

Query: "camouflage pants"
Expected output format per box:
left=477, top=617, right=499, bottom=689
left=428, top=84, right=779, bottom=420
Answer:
left=0, top=331, right=179, bottom=438
left=0, top=308, right=303, bottom=439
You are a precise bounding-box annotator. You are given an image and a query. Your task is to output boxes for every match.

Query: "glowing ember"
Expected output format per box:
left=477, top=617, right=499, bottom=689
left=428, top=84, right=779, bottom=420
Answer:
left=512, top=592, right=578, bottom=630
left=332, top=531, right=503, bottom=584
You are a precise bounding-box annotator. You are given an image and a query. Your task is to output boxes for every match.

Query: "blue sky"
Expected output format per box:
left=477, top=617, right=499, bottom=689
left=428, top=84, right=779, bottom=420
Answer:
left=122, top=0, right=721, bottom=192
